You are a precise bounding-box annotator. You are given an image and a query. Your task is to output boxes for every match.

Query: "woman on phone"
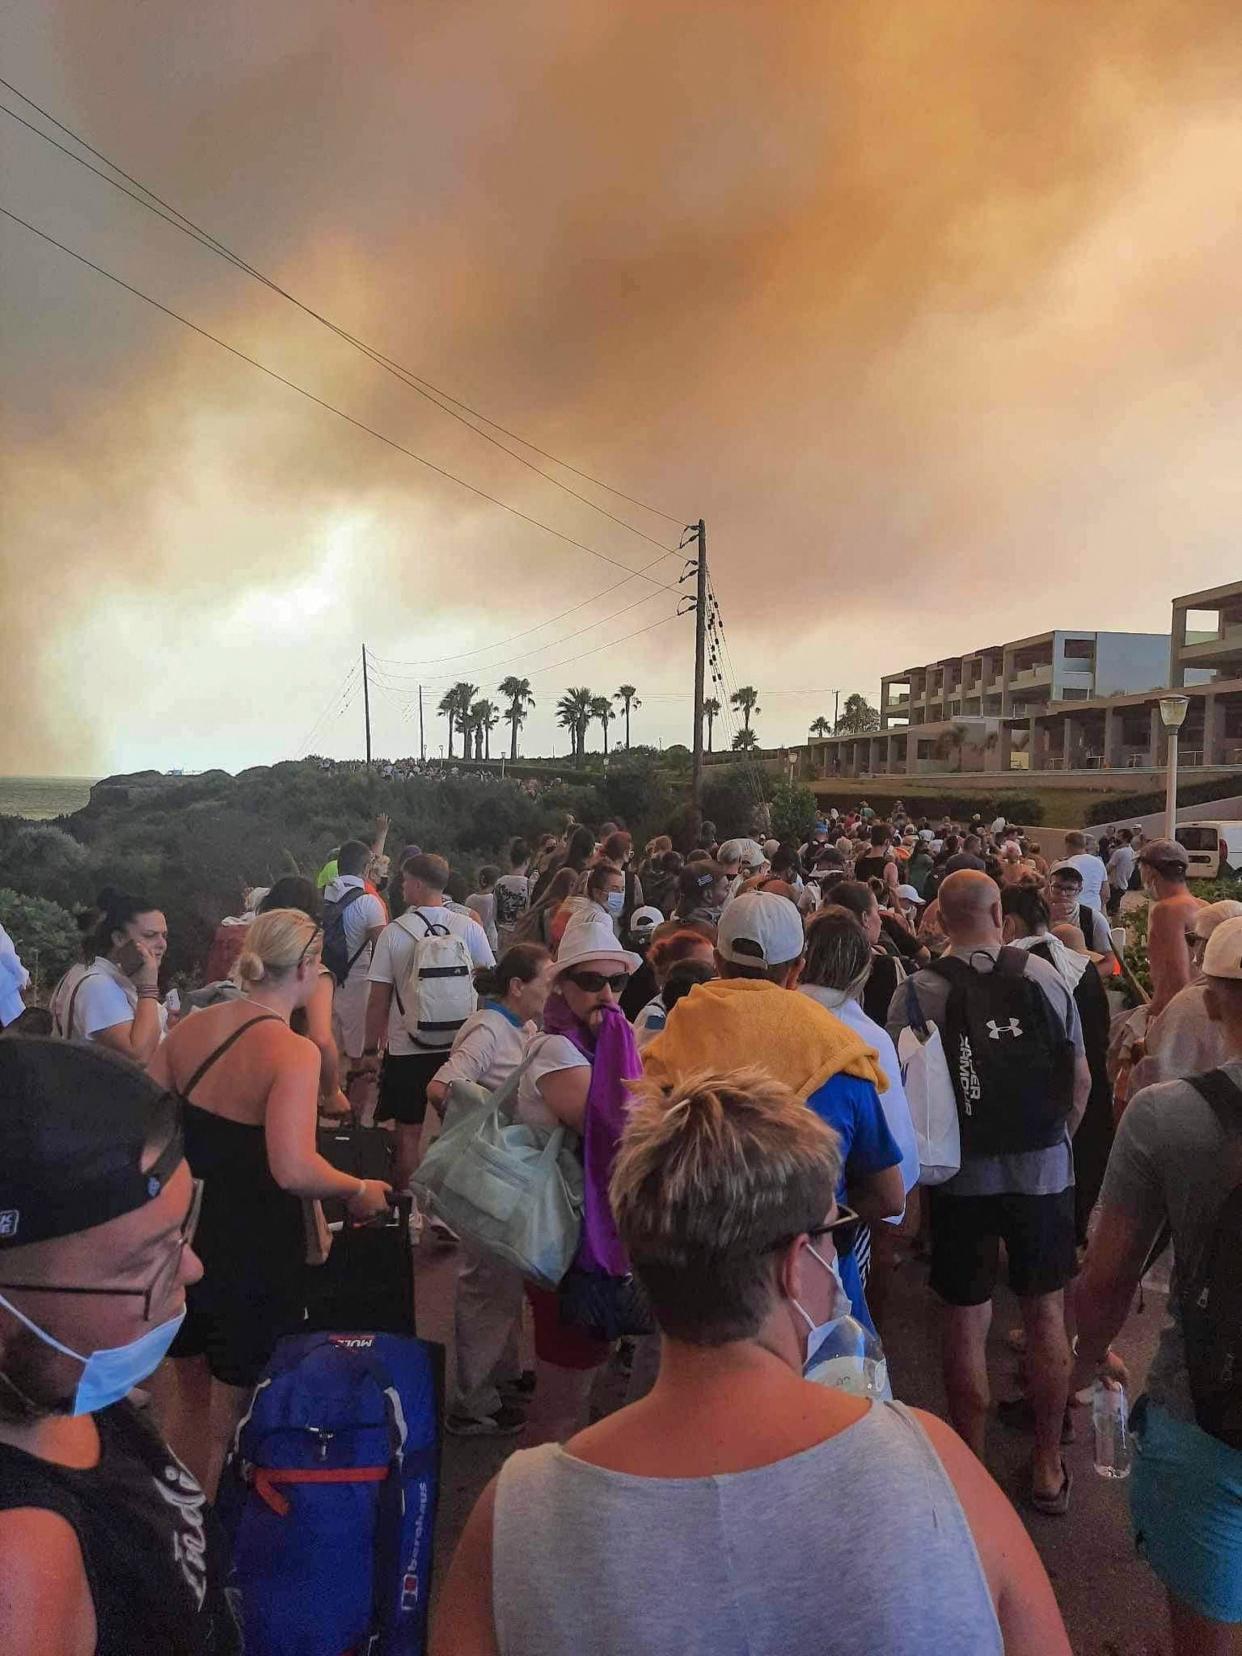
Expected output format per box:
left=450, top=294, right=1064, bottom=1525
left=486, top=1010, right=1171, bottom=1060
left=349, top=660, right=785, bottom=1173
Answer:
left=50, top=887, right=168, bottom=1063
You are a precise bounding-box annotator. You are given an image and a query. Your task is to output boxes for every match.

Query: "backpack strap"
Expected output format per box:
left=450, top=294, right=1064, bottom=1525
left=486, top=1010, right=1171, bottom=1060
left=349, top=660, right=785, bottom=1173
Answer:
left=1187, top=1068, right=1242, bottom=1126
left=59, top=968, right=107, bottom=1039
left=180, top=1013, right=282, bottom=1101
left=903, top=976, right=931, bottom=1037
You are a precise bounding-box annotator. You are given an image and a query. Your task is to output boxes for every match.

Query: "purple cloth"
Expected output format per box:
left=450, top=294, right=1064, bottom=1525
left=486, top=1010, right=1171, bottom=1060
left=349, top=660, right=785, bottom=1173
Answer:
left=542, top=993, right=642, bottom=1275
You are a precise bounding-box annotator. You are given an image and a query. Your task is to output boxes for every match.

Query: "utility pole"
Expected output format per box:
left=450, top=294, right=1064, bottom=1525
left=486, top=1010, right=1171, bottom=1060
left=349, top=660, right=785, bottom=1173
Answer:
left=692, top=518, right=708, bottom=817
left=361, top=643, right=372, bottom=766
left=832, top=688, right=842, bottom=732
left=418, top=684, right=425, bottom=762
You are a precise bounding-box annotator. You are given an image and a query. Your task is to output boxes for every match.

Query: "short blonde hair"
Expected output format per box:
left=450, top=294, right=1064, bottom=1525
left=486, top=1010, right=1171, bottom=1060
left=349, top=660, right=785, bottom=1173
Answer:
left=610, top=1068, right=840, bottom=1346
left=235, top=908, right=320, bottom=987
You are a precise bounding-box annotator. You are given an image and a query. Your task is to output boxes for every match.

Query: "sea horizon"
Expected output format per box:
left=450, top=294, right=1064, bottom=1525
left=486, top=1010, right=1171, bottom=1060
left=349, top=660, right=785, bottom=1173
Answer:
left=0, top=775, right=100, bottom=821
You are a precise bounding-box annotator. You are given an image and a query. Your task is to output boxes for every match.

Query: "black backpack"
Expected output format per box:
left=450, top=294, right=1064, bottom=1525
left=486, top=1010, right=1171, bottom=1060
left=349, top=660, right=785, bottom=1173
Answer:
left=322, top=886, right=370, bottom=987
left=1178, top=1069, right=1242, bottom=1450
left=926, top=948, right=1076, bottom=1156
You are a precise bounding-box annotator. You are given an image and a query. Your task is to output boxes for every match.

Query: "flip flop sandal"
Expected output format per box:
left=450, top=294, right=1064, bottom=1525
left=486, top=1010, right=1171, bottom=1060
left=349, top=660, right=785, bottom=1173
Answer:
left=1029, top=1459, right=1072, bottom=1517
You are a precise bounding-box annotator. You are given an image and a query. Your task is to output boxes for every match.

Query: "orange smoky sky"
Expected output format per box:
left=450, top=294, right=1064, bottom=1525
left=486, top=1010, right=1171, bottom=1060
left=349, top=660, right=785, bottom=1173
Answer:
left=2, top=0, right=1241, bottom=776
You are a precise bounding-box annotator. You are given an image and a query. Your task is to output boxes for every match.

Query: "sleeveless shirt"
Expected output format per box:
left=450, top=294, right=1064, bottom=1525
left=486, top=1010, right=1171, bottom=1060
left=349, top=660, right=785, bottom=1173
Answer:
left=0, top=1401, right=240, bottom=1653
left=492, top=1400, right=1002, bottom=1656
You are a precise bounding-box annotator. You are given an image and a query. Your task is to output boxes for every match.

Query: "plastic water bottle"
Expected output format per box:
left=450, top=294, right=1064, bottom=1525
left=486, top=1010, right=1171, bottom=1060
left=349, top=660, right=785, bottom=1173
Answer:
left=1092, top=1379, right=1132, bottom=1479
left=805, top=1316, right=891, bottom=1399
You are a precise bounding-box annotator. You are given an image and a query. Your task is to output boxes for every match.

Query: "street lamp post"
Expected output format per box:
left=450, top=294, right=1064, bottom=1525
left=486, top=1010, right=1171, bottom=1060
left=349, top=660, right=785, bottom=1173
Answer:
left=1158, top=694, right=1190, bottom=839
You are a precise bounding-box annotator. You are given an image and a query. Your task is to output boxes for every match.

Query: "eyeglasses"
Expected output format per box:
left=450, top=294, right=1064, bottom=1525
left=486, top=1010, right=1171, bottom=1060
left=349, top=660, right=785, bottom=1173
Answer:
left=297, top=925, right=323, bottom=968
left=0, top=1178, right=202, bottom=1324
left=767, top=1204, right=862, bottom=1260
left=562, top=969, right=631, bottom=994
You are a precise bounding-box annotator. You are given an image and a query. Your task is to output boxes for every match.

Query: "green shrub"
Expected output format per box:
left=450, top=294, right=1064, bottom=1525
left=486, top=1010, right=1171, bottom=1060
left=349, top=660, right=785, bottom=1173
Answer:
left=1086, top=772, right=1242, bottom=825
left=770, top=781, right=817, bottom=845
left=0, top=887, right=82, bottom=990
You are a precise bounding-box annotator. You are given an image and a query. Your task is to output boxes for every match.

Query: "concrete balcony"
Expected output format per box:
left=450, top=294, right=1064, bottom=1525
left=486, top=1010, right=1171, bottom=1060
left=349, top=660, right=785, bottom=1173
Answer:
left=1011, top=662, right=1052, bottom=686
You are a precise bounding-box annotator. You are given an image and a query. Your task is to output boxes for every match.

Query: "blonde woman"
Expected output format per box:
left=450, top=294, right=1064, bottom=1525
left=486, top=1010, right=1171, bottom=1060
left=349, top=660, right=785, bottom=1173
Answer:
left=436, top=1070, right=1069, bottom=1656
left=147, top=909, right=391, bottom=1496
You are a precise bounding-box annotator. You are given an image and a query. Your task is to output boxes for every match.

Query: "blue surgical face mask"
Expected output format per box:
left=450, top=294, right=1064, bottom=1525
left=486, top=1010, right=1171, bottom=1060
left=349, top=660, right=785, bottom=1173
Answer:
left=605, top=889, right=626, bottom=918
left=790, top=1244, right=853, bottom=1369
left=0, top=1289, right=185, bottom=1416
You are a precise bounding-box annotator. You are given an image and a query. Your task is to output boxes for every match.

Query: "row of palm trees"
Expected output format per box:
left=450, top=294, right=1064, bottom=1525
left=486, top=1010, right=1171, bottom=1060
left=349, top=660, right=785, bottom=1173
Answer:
left=434, top=678, right=765, bottom=761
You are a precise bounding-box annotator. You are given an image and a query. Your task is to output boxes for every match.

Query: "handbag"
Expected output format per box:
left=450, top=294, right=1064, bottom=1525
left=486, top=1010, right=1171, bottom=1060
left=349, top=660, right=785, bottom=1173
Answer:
left=558, top=1265, right=654, bottom=1342
left=411, top=1052, right=583, bottom=1289
left=896, top=979, right=961, bottom=1185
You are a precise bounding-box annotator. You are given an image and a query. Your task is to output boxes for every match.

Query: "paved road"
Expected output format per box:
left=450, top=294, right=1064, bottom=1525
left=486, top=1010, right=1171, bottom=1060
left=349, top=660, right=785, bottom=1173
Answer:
left=415, top=1236, right=1170, bottom=1654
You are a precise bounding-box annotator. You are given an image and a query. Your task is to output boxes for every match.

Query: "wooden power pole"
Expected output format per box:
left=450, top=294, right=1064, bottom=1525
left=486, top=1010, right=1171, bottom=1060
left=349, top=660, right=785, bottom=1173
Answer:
left=362, top=643, right=372, bottom=766
left=418, top=683, right=425, bottom=761
left=692, top=518, right=708, bottom=816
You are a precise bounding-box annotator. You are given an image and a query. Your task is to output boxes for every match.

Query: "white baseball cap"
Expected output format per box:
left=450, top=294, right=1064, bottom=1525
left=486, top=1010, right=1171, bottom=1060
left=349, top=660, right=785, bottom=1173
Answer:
left=628, top=905, right=664, bottom=937
left=718, top=837, right=766, bottom=870
left=716, top=891, right=805, bottom=968
left=1193, top=900, right=1242, bottom=941
left=896, top=883, right=925, bottom=906
left=1202, top=915, right=1242, bottom=980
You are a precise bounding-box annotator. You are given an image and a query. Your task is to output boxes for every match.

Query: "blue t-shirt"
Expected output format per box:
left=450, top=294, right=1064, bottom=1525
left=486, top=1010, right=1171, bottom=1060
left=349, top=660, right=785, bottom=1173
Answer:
left=805, top=1071, right=902, bottom=1334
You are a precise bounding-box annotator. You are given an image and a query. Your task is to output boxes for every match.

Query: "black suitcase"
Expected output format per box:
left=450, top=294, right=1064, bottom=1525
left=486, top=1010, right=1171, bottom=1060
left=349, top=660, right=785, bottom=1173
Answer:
left=306, top=1124, right=416, bottom=1336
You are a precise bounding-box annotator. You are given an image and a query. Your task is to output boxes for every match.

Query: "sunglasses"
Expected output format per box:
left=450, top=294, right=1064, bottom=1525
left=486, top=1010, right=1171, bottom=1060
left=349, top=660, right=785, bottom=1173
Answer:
left=562, top=969, right=631, bottom=994
left=0, top=1179, right=203, bottom=1324
left=767, top=1204, right=862, bottom=1260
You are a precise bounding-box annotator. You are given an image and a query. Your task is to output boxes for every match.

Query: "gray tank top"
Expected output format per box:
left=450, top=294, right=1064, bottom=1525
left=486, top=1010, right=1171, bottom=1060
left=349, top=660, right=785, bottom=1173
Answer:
left=492, top=1400, right=1002, bottom=1656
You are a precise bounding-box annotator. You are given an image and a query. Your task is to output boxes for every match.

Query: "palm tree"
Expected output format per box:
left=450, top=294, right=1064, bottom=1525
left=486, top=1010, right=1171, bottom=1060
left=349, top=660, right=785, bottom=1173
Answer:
left=498, top=676, right=535, bottom=761
left=469, top=698, right=500, bottom=760
left=556, top=686, right=595, bottom=761
left=437, top=688, right=459, bottom=758
left=614, top=684, right=641, bottom=748
left=731, top=727, right=759, bottom=753
left=730, top=685, right=760, bottom=735
left=809, top=716, right=832, bottom=739
left=704, top=697, right=721, bottom=752
left=591, top=695, right=614, bottom=756
left=446, top=681, right=478, bottom=758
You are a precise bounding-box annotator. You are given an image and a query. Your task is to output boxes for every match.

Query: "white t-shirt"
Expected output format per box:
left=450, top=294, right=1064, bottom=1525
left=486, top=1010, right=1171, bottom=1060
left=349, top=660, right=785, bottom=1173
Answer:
left=467, top=891, right=499, bottom=954
left=324, top=876, right=387, bottom=976
left=367, top=905, right=495, bottom=1057
left=513, top=1033, right=589, bottom=1129
left=1106, top=844, right=1136, bottom=892
left=1060, top=853, right=1109, bottom=911
left=0, top=923, right=29, bottom=1028
left=54, top=956, right=168, bottom=1043
left=433, top=1006, right=532, bottom=1093
left=632, top=996, right=668, bottom=1049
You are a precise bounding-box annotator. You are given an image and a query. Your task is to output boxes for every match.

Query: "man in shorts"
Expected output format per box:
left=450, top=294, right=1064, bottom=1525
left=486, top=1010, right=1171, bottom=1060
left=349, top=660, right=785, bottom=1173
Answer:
left=1073, top=914, right=1242, bottom=1646
left=361, top=853, right=494, bottom=1191
left=888, top=871, right=1090, bottom=1514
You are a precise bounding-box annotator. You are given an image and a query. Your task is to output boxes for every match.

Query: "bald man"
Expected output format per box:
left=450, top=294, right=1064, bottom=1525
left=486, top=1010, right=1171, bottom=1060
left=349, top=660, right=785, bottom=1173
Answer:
left=888, top=871, right=1090, bottom=1515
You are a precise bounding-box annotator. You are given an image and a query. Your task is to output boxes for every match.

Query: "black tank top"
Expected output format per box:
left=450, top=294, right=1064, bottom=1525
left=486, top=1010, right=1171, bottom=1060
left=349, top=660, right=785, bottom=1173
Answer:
left=178, top=1014, right=305, bottom=1305
left=0, top=1402, right=240, bottom=1654
left=854, top=852, right=889, bottom=883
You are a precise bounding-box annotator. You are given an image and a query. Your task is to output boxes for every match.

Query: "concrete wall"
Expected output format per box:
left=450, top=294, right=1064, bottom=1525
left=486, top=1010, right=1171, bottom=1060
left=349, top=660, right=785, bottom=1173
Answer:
left=1092, top=632, right=1171, bottom=698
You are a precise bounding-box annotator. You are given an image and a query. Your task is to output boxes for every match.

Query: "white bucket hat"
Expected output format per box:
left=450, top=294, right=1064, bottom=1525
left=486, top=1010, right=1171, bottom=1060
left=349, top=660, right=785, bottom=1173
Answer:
left=552, top=918, right=642, bottom=977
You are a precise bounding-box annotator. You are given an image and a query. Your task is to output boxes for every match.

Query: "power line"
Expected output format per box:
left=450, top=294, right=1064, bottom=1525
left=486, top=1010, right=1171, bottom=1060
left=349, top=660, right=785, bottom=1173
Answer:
left=368, top=586, right=672, bottom=683
left=294, top=659, right=362, bottom=755
left=0, top=77, right=685, bottom=534
left=0, top=204, right=685, bottom=593
left=364, top=549, right=676, bottom=671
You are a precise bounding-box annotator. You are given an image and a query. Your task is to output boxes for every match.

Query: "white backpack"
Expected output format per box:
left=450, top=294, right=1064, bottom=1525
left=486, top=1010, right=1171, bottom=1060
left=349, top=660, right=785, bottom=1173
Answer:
left=393, top=911, right=477, bottom=1050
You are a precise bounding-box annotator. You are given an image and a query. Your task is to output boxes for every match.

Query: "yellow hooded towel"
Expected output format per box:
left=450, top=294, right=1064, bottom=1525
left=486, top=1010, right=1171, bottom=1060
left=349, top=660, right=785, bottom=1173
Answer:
left=642, top=977, right=886, bottom=1099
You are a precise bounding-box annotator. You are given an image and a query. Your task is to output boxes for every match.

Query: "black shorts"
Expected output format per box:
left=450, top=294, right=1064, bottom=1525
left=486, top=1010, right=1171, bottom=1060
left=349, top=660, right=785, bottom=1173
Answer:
left=170, top=1278, right=305, bottom=1388
left=374, top=1051, right=443, bottom=1126
left=928, top=1187, right=1077, bottom=1307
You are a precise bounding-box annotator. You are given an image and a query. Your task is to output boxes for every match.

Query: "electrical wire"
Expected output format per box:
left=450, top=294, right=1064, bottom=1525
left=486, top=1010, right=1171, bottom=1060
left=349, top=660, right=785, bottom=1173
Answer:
left=0, top=78, right=686, bottom=534
left=364, top=549, right=676, bottom=671
left=295, top=659, right=362, bottom=756
left=0, top=204, right=685, bottom=593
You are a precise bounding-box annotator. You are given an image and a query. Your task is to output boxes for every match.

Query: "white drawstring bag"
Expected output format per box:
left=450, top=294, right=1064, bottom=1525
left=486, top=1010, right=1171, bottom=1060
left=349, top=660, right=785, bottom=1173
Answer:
left=896, top=981, right=961, bottom=1185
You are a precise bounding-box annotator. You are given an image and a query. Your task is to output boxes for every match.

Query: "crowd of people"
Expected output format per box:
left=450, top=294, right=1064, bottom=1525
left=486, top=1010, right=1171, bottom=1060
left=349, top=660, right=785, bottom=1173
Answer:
left=1, top=798, right=1240, bottom=1653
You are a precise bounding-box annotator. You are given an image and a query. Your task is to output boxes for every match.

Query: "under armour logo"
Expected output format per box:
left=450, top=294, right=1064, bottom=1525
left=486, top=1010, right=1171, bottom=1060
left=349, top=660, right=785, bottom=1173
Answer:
left=986, top=1018, right=1023, bottom=1040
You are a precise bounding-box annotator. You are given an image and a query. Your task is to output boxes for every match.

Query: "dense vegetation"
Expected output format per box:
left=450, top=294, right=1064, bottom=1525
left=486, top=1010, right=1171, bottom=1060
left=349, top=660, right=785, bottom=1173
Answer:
left=1085, top=771, right=1242, bottom=825
left=0, top=754, right=781, bottom=992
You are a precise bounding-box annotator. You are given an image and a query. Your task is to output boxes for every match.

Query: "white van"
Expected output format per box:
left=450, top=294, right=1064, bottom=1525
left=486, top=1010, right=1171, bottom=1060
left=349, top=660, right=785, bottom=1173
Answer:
left=1176, top=822, right=1242, bottom=882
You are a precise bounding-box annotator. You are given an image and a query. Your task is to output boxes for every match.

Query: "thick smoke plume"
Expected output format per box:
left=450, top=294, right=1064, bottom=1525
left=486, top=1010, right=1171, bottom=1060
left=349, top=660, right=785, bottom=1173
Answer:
left=2, top=0, right=1241, bottom=772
